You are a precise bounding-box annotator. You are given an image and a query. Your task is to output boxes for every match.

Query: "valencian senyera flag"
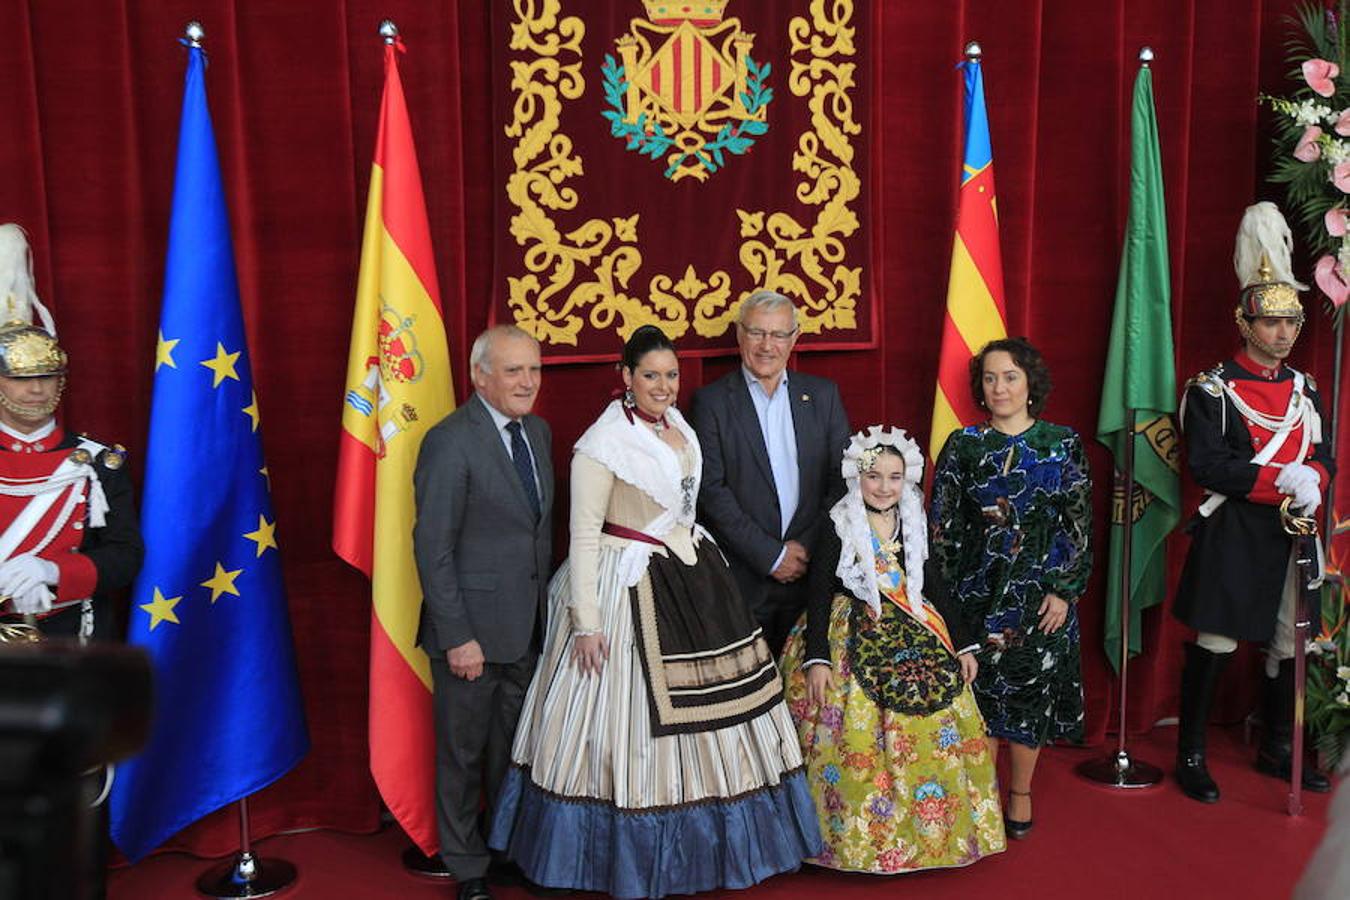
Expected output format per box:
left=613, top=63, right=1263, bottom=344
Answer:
left=930, top=53, right=1009, bottom=462
left=109, top=40, right=308, bottom=862
left=1097, top=63, right=1180, bottom=673
left=332, top=35, right=453, bottom=856
left=490, top=1, right=873, bottom=361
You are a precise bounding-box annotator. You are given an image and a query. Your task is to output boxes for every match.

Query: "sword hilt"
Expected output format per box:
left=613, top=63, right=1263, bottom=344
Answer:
left=1279, top=497, right=1318, bottom=537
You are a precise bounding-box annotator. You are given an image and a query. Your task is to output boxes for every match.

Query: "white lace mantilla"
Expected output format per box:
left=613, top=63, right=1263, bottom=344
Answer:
left=573, top=400, right=705, bottom=590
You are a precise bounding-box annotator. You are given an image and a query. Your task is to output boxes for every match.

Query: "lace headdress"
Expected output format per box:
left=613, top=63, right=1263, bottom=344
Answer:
left=830, top=425, right=927, bottom=619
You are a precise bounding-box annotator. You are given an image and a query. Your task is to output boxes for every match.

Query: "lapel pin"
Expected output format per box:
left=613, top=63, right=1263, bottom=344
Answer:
left=802, top=393, right=810, bottom=402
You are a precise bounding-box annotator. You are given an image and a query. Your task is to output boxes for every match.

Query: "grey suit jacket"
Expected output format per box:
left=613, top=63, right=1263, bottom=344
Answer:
left=413, top=394, right=554, bottom=663
left=689, top=368, right=849, bottom=612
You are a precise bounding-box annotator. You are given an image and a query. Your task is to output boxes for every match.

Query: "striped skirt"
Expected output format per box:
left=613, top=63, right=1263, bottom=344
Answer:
left=489, top=540, right=821, bottom=898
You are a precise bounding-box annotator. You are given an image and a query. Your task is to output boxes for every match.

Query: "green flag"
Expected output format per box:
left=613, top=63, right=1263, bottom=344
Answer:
left=1098, top=65, right=1181, bottom=673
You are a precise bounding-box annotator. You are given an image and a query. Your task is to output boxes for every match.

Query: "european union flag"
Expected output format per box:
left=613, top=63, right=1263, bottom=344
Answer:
left=109, top=42, right=308, bottom=862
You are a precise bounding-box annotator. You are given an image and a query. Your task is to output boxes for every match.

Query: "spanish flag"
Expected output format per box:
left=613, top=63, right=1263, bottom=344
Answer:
left=929, top=53, right=1008, bottom=461
left=333, top=36, right=451, bottom=855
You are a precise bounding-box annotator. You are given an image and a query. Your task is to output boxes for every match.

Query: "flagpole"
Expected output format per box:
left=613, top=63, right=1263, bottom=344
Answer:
left=1076, top=46, right=1166, bottom=791
left=358, top=17, right=453, bottom=880
left=163, top=20, right=299, bottom=898
left=195, top=798, right=297, bottom=898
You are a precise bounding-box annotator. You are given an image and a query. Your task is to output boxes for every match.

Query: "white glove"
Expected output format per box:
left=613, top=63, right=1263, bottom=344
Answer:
left=0, top=554, right=59, bottom=599
left=8, top=584, right=53, bottom=615
left=1275, top=463, right=1320, bottom=497
left=1293, top=478, right=1323, bottom=515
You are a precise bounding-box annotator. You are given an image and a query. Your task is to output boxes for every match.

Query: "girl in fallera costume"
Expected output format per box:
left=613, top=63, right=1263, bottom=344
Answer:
left=489, top=325, right=820, bottom=899
left=780, top=426, right=1005, bottom=873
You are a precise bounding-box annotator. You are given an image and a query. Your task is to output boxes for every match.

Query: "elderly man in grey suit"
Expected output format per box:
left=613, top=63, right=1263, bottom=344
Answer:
left=690, top=289, right=850, bottom=655
left=413, top=324, right=552, bottom=900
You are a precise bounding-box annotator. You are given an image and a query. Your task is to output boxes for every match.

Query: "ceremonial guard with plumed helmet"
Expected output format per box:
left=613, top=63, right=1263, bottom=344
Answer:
left=0, top=224, right=142, bottom=643
left=1172, top=203, right=1334, bottom=803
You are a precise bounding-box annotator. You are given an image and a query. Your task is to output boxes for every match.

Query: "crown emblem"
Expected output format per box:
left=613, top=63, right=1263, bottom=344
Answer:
left=604, top=0, right=771, bottom=182
left=642, top=1, right=729, bottom=26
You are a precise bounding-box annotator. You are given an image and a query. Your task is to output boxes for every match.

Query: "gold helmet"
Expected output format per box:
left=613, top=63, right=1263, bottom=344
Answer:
left=0, top=224, right=66, bottom=379
left=1233, top=201, right=1307, bottom=322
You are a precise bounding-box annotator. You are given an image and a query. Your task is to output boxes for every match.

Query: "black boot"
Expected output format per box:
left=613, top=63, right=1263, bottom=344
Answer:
left=1175, top=643, right=1228, bottom=803
left=1255, top=658, right=1333, bottom=793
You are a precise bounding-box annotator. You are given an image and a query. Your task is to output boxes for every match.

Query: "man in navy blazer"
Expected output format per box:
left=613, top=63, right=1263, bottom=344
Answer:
left=690, top=290, right=850, bottom=654
left=413, top=325, right=552, bottom=900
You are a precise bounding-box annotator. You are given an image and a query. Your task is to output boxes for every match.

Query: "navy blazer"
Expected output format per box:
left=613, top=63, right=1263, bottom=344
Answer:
left=689, top=368, right=849, bottom=613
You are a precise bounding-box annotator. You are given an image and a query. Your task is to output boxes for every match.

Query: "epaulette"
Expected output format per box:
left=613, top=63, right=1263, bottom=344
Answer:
left=1184, top=365, right=1225, bottom=398
left=102, top=444, right=128, bottom=470
left=76, top=432, right=124, bottom=469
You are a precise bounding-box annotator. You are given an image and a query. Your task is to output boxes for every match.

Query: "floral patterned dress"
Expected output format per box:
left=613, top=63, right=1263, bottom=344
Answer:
left=929, top=421, right=1093, bottom=748
left=781, top=529, right=1005, bottom=874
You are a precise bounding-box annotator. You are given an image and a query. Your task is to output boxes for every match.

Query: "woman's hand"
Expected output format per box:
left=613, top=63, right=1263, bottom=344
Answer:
left=572, top=633, right=610, bottom=675
left=958, top=651, right=978, bottom=684
left=804, top=664, right=834, bottom=706
left=1038, top=593, right=1071, bottom=634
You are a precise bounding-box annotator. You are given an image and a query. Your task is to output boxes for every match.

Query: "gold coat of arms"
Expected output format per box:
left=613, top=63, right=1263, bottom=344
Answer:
left=602, top=1, right=772, bottom=182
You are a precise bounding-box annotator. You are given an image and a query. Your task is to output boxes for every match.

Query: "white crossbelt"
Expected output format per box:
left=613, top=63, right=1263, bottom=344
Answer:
left=0, top=439, right=108, bottom=619
left=1198, top=372, right=1314, bottom=517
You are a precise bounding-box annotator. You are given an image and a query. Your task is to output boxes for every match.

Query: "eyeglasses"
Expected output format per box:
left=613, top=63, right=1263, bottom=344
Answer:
left=740, top=326, right=799, bottom=343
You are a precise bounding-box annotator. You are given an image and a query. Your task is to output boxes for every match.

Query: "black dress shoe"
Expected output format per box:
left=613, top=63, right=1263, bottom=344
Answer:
left=457, top=877, right=492, bottom=900
left=487, top=858, right=524, bottom=886
left=1003, top=814, right=1033, bottom=840
left=1003, top=788, right=1033, bottom=839
left=1255, top=750, right=1333, bottom=793
left=1175, top=751, right=1220, bottom=803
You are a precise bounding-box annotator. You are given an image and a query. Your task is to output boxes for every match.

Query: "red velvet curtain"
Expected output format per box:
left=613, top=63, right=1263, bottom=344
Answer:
left=0, top=0, right=1330, bottom=856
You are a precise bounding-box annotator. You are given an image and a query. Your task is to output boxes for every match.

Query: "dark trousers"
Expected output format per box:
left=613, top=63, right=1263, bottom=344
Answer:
left=754, top=580, right=806, bottom=658
left=430, top=652, right=534, bottom=881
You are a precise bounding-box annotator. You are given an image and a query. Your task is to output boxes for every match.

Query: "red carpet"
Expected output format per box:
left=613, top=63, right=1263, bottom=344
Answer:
left=110, top=726, right=1332, bottom=900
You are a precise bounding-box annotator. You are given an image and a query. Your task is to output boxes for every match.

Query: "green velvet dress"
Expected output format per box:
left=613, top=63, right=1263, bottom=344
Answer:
left=929, top=421, right=1093, bottom=748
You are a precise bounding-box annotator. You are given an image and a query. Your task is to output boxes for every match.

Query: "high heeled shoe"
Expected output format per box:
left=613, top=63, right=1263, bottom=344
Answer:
left=1003, top=788, right=1033, bottom=840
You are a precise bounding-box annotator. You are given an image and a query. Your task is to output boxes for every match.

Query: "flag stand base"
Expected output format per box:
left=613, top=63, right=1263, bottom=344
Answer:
left=195, top=851, right=296, bottom=898
left=1076, top=750, right=1164, bottom=788
left=402, top=847, right=453, bottom=879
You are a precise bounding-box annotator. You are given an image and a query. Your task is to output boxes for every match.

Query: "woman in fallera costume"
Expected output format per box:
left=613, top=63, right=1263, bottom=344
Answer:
left=489, top=325, right=820, bottom=899
left=781, top=426, right=1005, bottom=873
left=929, top=337, right=1093, bottom=839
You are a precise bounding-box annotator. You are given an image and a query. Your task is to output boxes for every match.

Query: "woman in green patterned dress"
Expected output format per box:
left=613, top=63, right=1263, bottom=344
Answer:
left=780, top=426, right=1005, bottom=874
left=929, top=337, right=1093, bottom=840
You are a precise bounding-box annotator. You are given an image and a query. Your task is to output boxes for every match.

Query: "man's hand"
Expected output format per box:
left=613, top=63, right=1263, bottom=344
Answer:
left=9, top=584, right=53, bottom=615
left=0, top=554, right=58, bottom=599
left=771, top=540, right=809, bottom=583
left=446, top=639, right=485, bottom=681
left=1277, top=463, right=1323, bottom=514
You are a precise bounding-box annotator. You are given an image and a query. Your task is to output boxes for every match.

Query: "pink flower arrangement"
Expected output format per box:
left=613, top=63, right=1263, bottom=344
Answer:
left=1326, top=207, right=1350, bottom=237
left=1315, top=255, right=1350, bottom=307
left=1304, top=58, right=1341, bottom=97
left=1335, top=161, right=1350, bottom=193
left=1336, top=108, right=1350, bottom=136
left=1297, top=126, right=1325, bottom=161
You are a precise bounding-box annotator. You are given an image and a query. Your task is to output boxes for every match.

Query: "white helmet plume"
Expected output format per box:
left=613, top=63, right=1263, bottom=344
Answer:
left=1232, top=201, right=1307, bottom=291
left=0, top=224, right=57, bottom=335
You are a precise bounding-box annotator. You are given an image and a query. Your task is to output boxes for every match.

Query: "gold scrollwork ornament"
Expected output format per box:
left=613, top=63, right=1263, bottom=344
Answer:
left=503, top=0, right=864, bottom=348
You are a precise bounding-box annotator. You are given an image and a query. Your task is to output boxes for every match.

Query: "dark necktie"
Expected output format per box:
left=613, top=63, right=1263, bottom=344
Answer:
left=506, top=420, right=541, bottom=520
